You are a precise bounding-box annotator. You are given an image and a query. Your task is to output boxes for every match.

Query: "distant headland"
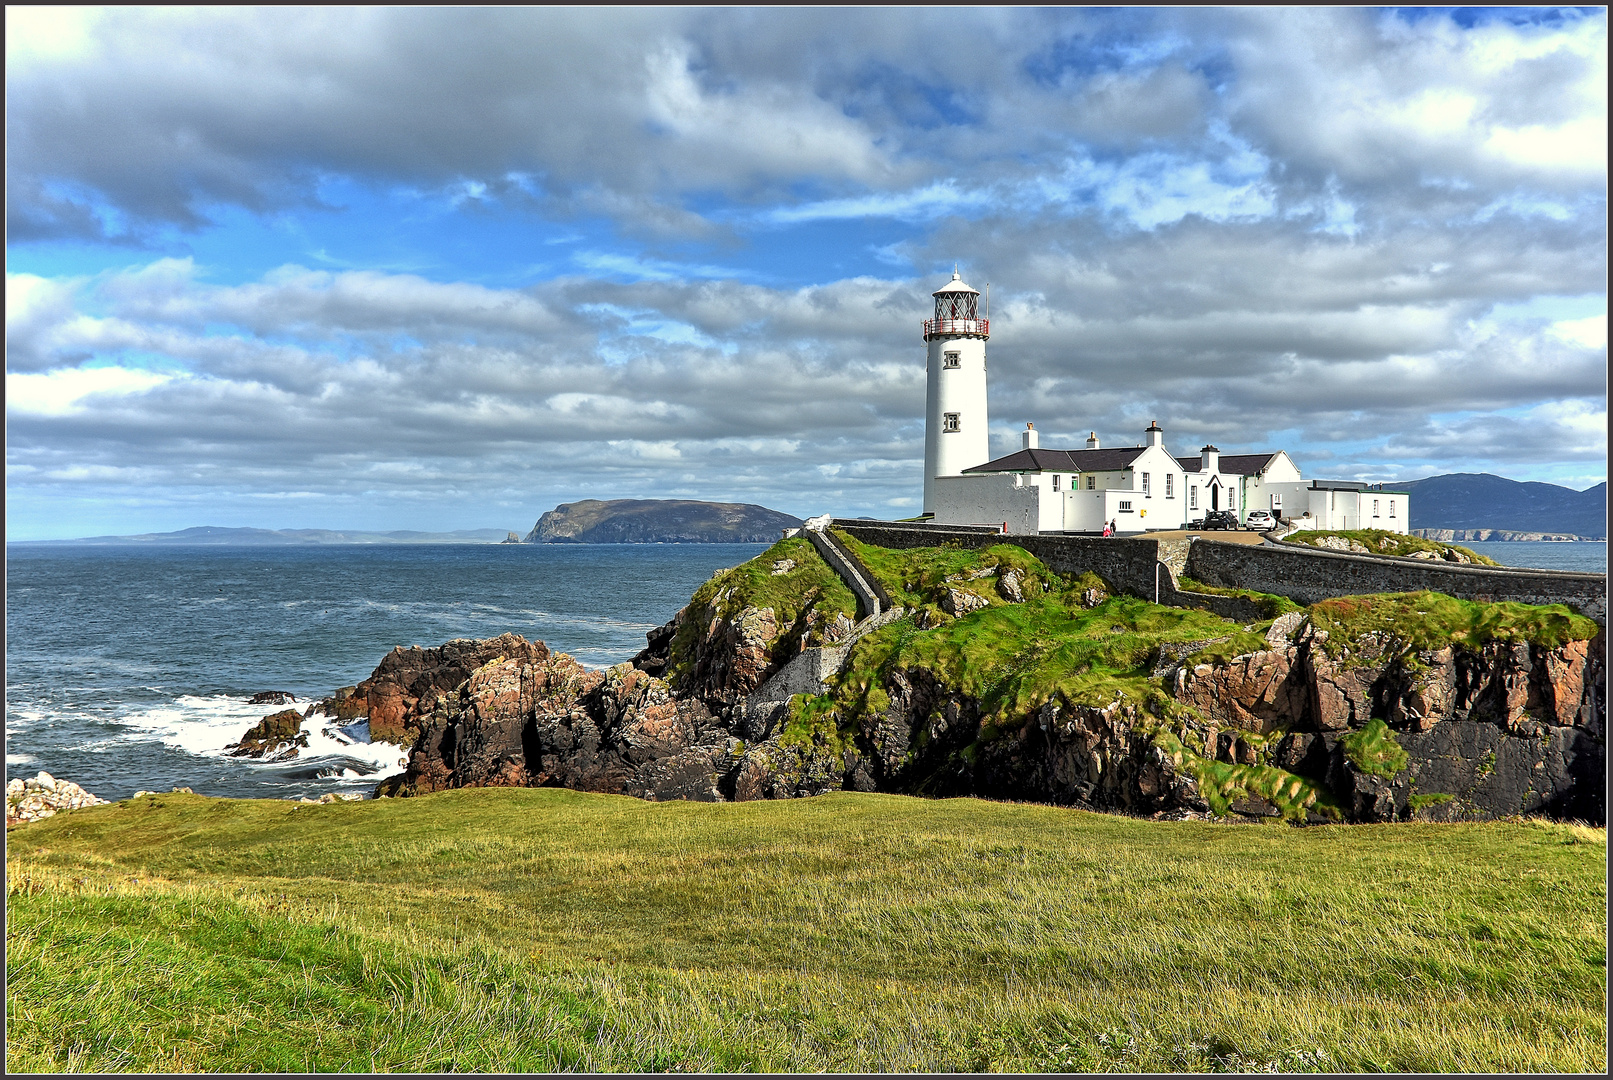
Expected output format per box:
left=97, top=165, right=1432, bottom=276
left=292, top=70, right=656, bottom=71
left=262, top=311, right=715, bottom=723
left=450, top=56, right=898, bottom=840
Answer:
left=517, top=499, right=803, bottom=544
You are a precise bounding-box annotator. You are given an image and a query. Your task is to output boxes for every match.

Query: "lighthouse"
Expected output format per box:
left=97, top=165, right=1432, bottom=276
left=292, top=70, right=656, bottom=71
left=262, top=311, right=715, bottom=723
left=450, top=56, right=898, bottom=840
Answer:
left=922, top=269, right=990, bottom=514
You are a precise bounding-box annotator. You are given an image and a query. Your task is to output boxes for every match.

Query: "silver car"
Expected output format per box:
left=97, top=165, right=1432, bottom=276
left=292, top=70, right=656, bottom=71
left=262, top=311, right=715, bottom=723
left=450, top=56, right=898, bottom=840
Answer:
left=1244, top=510, right=1277, bottom=531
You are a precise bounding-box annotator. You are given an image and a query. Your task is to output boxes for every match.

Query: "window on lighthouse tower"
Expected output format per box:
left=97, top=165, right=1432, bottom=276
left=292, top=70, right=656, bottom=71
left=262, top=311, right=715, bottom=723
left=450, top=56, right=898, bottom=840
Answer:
left=943, top=350, right=960, bottom=368
left=943, top=412, right=960, bottom=432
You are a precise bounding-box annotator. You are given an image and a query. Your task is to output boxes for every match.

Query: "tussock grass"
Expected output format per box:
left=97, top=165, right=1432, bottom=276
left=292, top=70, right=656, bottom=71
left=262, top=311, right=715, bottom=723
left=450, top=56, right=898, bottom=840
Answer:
left=1309, top=590, right=1600, bottom=663
left=7, top=790, right=1605, bottom=1072
left=1341, top=718, right=1411, bottom=780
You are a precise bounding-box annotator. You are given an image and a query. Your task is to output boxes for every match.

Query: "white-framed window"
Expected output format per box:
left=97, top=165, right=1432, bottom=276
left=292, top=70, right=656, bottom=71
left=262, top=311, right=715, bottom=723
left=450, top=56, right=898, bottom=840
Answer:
left=1271, top=493, right=1281, bottom=510
left=1373, top=499, right=1380, bottom=517
left=1119, top=500, right=1133, bottom=512
left=1086, top=475, right=1095, bottom=490
left=1142, top=471, right=1151, bottom=497
left=1189, top=485, right=1197, bottom=509
left=943, top=350, right=961, bottom=369
left=1052, top=474, right=1061, bottom=491
left=942, top=412, right=960, bottom=432
left=1390, top=499, right=1396, bottom=518
left=1165, top=474, right=1173, bottom=498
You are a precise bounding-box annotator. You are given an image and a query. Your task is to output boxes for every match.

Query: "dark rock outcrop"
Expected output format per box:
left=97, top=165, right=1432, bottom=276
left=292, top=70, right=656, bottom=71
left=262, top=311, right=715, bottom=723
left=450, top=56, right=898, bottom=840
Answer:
left=370, top=609, right=1604, bottom=824
left=226, top=709, right=308, bottom=759
left=309, top=633, right=549, bottom=744
left=249, top=690, right=297, bottom=705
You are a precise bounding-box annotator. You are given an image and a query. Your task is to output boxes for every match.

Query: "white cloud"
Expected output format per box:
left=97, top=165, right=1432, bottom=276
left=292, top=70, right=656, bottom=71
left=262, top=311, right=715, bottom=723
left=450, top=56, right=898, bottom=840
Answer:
left=1550, top=314, right=1607, bottom=349
left=7, top=365, right=177, bottom=416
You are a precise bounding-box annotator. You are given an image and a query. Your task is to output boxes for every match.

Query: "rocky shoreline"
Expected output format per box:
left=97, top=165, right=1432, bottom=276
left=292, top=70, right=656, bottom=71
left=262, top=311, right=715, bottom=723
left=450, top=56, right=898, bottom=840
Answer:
left=6, top=773, right=108, bottom=827
left=339, top=537, right=1604, bottom=825
left=14, top=539, right=1604, bottom=829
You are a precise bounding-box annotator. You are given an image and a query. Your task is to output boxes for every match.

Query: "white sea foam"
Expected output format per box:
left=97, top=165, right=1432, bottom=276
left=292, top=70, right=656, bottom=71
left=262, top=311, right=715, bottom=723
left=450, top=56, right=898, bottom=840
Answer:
left=117, top=694, right=407, bottom=775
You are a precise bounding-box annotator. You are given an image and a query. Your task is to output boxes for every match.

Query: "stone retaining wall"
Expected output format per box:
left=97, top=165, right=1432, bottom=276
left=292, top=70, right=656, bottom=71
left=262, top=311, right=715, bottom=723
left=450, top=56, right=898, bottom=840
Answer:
left=1188, top=540, right=1606, bottom=623
left=833, top=520, right=1607, bottom=624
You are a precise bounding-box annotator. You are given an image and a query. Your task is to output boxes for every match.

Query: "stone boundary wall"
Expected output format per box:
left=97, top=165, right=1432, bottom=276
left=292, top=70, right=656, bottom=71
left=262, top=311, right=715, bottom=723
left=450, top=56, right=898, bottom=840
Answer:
left=833, top=520, right=1169, bottom=604
left=833, top=519, right=1607, bottom=624
left=1189, top=539, right=1606, bottom=623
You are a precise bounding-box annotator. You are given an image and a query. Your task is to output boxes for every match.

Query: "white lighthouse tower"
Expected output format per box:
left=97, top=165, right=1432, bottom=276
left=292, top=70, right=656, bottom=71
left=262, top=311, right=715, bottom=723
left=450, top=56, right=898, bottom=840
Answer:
left=922, top=268, right=990, bottom=514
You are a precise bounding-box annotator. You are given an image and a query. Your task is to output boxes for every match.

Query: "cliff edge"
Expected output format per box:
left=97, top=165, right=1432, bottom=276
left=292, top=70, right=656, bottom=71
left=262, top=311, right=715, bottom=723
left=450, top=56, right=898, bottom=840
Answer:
left=348, top=533, right=1603, bottom=824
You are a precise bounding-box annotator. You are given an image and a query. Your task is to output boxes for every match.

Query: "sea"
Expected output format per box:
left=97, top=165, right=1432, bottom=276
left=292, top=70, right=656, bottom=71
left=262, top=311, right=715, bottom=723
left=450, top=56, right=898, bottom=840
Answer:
left=4, top=539, right=1605, bottom=805
left=4, top=543, right=767, bottom=803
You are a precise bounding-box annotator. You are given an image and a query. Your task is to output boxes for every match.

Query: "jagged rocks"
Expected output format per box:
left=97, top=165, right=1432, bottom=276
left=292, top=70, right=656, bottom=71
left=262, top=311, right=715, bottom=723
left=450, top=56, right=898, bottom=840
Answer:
left=941, top=587, right=991, bottom=617
left=6, top=772, right=108, bottom=827
left=997, top=570, right=1026, bottom=603
left=226, top=709, right=309, bottom=759
left=311, top=633, right=549, bottom=744
left=387, top=654, right=734, bottom=803
left=248, top=690, right=297, bottom=705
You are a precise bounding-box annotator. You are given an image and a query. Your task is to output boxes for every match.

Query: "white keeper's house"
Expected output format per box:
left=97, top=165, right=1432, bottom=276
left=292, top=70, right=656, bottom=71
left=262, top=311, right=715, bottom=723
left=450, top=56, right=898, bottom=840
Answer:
left=915, top=270, right=1409, bottom=535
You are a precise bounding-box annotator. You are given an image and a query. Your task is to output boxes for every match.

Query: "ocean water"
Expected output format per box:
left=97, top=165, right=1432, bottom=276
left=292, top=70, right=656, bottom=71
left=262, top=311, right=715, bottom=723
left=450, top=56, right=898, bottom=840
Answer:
left=5, top=543, right=766, bottom=802
left=1457, top=540, right=1606, bottom=573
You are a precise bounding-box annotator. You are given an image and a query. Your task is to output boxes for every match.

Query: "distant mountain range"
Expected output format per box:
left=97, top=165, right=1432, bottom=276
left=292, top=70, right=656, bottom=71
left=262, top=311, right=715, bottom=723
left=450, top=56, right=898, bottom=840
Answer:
left=1400, top=474, right=1607, bottom=539
left=14, top=526, right=513, bottom=546
left=522, top=499, right=802, bottom=543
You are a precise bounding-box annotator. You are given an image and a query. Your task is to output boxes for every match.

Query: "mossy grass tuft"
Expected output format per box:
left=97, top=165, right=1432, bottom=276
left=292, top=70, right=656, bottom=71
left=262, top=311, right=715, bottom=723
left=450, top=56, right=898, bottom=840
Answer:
left=1176, top=575, right=1304, bottom=617
left=6, top=790, right=1605, bottom=1073
left=1341, top=718, right=1410, bottom=780
left=1308, top=590, right=1599, bottom=664
left=665, top=535, right=857, bottom=686
left=1283, top=528, right=1498, bottom=565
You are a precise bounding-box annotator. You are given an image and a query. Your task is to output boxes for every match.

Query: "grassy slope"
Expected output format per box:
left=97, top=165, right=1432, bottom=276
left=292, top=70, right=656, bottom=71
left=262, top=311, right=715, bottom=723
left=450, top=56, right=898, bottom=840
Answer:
left=6, top=790, right=1605, bottom=1073
left=1284, top=528, right=1499, bottom=565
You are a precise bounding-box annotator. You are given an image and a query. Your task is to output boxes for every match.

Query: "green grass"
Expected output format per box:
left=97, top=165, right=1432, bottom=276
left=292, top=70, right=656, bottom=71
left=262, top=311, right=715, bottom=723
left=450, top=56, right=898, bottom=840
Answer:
left=835, top=532, right=1057, bottom=613
left=1175, top=575, right=1305, bottom=617
left=6, top=790, right=1605, bottom=1073
left=1283, top=529, right=1499, bottom=566
left=829, top=589, right=1261, bottom=730
left=1308, top=591, right=1600, bottom=666
left=665, top=536, right=858, bottom=688
left=1341, top=718, right=1411, bottom=780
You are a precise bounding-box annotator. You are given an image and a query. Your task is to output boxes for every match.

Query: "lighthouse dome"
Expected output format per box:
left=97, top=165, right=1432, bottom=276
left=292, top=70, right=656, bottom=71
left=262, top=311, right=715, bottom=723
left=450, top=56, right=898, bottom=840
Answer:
left=931, top=269, right=980, bottom=297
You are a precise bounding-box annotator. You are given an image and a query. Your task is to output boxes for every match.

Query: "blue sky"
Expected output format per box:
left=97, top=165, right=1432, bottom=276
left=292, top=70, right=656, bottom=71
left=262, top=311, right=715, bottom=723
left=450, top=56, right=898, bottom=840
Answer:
left=5, top=7, right=1606, bottom=539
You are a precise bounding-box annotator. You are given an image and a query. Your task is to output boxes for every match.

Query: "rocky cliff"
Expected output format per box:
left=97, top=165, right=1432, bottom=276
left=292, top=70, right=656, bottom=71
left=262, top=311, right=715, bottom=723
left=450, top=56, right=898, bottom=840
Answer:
left=523, top=499, right=802, bottom=544
left=359, top=535, right=1603, bottom=824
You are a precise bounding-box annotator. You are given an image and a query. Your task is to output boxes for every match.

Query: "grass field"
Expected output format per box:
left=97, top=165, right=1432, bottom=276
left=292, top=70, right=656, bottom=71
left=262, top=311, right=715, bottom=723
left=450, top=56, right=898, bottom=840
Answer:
left=6, top=789, right=1607, bottom=1073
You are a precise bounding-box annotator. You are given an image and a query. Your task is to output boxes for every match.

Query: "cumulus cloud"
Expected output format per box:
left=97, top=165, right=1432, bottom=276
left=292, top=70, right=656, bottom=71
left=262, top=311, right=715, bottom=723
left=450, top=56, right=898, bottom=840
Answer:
left=4, top=8, right=1606, bottom=536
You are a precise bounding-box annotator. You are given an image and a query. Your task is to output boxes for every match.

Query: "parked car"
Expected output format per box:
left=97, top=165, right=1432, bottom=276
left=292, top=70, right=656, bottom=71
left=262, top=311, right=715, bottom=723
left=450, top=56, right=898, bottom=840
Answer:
left=1186, top=510, right=1239, bottom=531
left=1244, top=510, right=1277, bottom=531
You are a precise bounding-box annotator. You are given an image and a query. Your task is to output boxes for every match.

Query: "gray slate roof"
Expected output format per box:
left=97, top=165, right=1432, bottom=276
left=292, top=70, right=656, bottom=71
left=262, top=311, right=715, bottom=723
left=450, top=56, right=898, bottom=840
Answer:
left=968, top=446, right=1287, bottom=476
left=963, top=446, right=1148, bottom=474
left=1174, top=452, right=1280, bottom=476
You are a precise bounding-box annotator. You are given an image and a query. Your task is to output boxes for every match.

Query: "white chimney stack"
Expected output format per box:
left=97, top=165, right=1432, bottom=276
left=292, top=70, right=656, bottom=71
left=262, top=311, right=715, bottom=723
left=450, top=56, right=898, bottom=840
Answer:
left=1201, top=444, right=1220, bottom=475
left=1086, top=431, right=1100, bottom=449
left=1022, top=422, right=1039, bottom=450
left=1146, top=420, right=1164, bottom=447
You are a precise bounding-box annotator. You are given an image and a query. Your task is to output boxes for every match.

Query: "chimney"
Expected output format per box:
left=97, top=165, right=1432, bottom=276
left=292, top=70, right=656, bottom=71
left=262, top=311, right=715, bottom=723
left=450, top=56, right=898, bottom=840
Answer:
left=1201, top=444, right=1220, bottom=475
left=1086, top=431, right=1100, bottom=450
left=1146, top=420, right=1164, bottom=447
left=1022, top=422, right=1039, bottom=450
